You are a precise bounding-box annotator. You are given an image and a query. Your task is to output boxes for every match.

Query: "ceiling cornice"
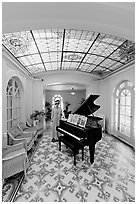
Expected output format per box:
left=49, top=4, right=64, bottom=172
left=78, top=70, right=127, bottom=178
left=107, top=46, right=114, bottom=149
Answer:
left=2, top=2, right=135, bottom=41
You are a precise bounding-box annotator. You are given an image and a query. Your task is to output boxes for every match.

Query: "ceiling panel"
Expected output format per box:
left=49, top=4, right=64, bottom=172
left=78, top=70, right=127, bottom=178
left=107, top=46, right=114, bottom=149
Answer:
left=27, top=64, right=45, bottom=74
left=2, top=29, right=135, bottom=79
left=62, top=61, right=79, bottom=70
left=78, top=63, right=96, bottom=72
left=82, top=54, right=105, bottom=65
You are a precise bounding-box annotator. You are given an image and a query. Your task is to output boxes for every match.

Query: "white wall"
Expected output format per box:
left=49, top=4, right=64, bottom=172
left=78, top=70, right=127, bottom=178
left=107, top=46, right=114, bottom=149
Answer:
left=98, top=64, right=135, bottom=136
left=41, top=71, right=97, bottom=88
left=86, top=82, right=98, bottom=97
left=25, top=78, right=44, bottom=119
left=2, top=49, right=43, bottom=134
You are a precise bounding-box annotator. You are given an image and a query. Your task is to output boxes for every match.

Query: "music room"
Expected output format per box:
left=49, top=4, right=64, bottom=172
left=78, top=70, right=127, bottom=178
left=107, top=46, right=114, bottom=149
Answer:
left=2, top=2, right=135, bottom=202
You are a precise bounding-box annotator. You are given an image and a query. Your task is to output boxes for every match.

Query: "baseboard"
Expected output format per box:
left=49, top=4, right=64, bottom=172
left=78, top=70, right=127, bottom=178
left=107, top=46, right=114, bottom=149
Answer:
left=106, top=131, right=134, bottom=150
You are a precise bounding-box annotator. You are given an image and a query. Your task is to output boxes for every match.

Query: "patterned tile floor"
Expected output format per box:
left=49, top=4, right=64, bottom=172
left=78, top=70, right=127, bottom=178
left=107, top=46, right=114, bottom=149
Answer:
left=13, top=124, right=135, bottom=202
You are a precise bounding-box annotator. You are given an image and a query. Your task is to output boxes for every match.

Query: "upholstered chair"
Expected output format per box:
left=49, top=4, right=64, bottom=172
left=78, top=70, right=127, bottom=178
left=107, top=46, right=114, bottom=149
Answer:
left=26, top=118, right=43, bottom=138
left=17, top=122, right=37, bottom=137
left=8, top=132, right=27, bottom=150
left=2, top=142, right=28, bottom=180
left=8, top=127, right=34, bottom=151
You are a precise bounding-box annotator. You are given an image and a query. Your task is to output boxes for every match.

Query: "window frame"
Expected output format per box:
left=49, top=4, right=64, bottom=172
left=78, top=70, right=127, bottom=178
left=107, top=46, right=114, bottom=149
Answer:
left=114, top=80, right=135, bottom=144
left=6, top=78, right=21, bottom=130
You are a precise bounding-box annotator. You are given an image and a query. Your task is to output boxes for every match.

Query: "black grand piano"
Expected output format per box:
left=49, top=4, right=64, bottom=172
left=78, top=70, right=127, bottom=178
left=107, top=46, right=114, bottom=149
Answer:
left=56, top=94, right=102, bottom=165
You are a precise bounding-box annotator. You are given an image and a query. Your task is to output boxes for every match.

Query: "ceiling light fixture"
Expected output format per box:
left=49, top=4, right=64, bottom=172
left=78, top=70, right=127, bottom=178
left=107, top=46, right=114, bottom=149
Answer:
left=71, top=88, right=75, bottom=95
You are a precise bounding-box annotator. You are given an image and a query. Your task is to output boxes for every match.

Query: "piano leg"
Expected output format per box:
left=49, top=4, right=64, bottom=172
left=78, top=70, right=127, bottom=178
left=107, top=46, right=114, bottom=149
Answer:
left=82, top=147, right=84, bottom=161
left=89, top=144, right=95, bottom=164
left=74, top=153, right=76, bottom=166
left=59, top=138, right=61, bottom=151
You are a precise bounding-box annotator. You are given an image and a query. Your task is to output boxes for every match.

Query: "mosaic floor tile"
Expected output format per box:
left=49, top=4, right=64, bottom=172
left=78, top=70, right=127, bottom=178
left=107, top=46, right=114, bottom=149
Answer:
left=2, top=124, right=135, bottom=202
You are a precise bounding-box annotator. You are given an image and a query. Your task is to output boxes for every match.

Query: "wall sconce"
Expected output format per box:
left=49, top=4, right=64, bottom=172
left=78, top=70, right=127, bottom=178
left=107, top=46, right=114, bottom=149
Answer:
left=71, top=88, right=75, bottom=95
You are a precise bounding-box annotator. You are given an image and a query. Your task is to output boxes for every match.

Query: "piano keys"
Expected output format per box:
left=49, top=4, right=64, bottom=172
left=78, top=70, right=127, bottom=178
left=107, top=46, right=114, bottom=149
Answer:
left=56, top=94, right=102, bottom=165
left=57, top=126, right=83, bottom=141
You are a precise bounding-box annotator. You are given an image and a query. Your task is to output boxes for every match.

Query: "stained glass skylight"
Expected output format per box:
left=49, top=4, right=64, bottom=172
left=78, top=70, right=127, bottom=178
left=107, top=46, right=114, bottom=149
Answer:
left=2, top=29, right=135, bottom=79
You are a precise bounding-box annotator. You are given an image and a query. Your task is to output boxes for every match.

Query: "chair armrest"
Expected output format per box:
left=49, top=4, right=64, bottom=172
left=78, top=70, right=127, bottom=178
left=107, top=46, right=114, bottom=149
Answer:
left=21, top=132, right=33, bottom=137
left=13, top=138, right=27, bottom=149
left=3, top=149, right=27, bottom=161
left=2, top=143, right=25, bottom=155
left=8, top=133, right=27, bottom=150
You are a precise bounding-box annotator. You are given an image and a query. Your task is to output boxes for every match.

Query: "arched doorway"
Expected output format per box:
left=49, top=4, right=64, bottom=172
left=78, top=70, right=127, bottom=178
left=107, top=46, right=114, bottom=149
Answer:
left=114, top=80, right=135, bottom=146
left=52, top=94, right=64, bottom=110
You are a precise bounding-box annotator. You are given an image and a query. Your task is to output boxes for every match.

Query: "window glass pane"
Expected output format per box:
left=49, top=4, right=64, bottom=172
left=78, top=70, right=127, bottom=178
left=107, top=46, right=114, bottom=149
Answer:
left=126, top=96, right=131, bottom=106
left=125, top=118, right=130, bottom=127
left=16, top=99, right=20, bottom=107
left=8, top=87, right=13, bottom=95
left=8, top=109, right=12, bottom=119
left=120, top=115, right=125, bottom=124
left=120, top=123, right=125, bottom=134
left=15, top=87, right=20, bottom=96
left=15, top=108, right=17, bottom=117
left=7, top=122, right=9, bottom=130
left=15, top=81, right=18, bottom=89
left=120, top=105, right=125, bottom=115
left=120, top=97, right=125, bottom=105
left=125, top=127, right=130, bottom=137
left=15, top=107, right=20, bottom=117
left=7, top=96, right=13, bottom=107
left=126, top=89, right=130, bottom=96
left=7, top=121, right=12, bottom=130
left=8, top=79, right=13, bottom=87
left=121, top=89, right=127, bottom=96
left=125, top=107, right=131, bottom=116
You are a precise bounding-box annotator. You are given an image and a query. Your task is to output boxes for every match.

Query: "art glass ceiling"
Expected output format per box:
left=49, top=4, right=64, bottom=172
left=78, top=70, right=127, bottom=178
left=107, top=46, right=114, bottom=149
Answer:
left=2, top=29, right=135, bottom=79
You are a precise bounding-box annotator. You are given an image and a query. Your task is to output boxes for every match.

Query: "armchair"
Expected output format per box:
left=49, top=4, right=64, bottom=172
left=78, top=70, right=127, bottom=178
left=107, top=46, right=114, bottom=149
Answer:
left=8, top=132, right=27, bottom=150
left=8, top=127, right=34, bottom=151
left=17, top=122, right=37, bottom=140
left=26, top=117, right=43, bottom=137
left=2, top=143, right=28, bottom=180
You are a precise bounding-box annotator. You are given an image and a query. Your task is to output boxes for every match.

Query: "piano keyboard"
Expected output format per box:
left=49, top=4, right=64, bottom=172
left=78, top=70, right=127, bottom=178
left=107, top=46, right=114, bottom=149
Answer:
left=57, top=127, right=83, bottom=141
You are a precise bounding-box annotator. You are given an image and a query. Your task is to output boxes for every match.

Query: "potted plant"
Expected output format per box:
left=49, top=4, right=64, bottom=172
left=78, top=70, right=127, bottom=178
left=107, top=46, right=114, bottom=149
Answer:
left=30, top=110, right=40, bottom=120
left=45, top=101, right=52, bottom=120
left=64, top=101, right=71, bottom=119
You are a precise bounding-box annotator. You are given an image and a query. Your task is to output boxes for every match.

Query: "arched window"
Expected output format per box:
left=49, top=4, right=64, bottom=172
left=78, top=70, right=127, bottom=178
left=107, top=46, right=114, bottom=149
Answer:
left=6, top=78, right=21, bottom=130
left=114, top=80, right=135, bottom=145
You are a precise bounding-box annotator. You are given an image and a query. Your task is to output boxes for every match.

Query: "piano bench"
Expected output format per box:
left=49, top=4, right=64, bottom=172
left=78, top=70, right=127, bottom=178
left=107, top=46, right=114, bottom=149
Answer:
left=59, top=136, right=84, bottom=166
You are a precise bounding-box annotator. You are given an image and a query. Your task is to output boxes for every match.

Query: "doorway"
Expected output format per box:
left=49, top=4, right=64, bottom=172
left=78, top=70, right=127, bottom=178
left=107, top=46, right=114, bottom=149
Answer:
left=114, top=81, right=135, bottom=146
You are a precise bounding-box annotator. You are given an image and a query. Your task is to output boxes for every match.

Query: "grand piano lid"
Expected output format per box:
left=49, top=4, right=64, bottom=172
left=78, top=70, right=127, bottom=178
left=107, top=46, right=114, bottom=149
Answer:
left=74, top=94, right=100, bottom=116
